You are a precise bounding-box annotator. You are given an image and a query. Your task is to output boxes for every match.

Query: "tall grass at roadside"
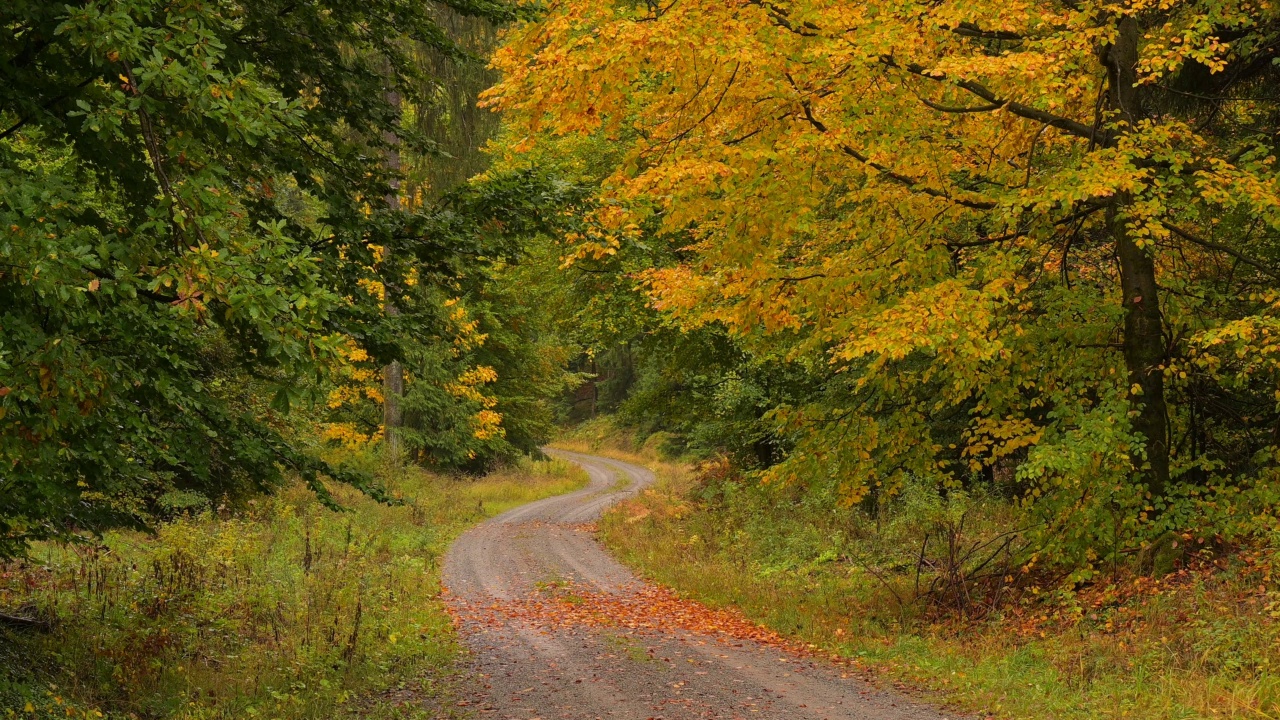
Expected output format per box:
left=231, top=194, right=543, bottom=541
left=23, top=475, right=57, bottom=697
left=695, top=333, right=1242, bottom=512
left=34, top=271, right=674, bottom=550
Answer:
left=0, top=455, right=587, bottom=720
left=568, top=421, right=1280, bottom=720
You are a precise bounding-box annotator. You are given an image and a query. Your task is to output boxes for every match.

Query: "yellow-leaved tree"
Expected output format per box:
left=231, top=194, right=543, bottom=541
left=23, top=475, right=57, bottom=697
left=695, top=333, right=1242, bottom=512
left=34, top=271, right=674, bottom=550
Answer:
left=488, top=0, right=1280, bottom=567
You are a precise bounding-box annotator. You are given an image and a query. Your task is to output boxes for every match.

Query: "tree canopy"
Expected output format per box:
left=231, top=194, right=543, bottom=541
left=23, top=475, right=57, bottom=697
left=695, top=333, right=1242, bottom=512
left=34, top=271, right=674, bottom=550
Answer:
left=0, top=0, right=559, bottom=556
left=487, top=0, right=1280, bottom=573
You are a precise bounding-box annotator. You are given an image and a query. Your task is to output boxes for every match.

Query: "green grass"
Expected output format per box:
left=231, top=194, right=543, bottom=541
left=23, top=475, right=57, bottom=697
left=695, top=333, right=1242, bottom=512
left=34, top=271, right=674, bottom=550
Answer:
left=0, top=455, right=588, bottom=720
left=575, top=433, right=1280, bottom=720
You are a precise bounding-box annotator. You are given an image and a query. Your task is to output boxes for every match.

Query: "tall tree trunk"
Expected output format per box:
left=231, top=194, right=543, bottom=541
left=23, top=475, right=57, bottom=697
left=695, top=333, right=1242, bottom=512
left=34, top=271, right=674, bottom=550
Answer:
left=1107, top=15, right=1169, bottom=497
left=383, top=90, right=404, bottom=458
left=383, top=355, right=403, bottom=455
left=1111, top=202, right=1169, bottom=497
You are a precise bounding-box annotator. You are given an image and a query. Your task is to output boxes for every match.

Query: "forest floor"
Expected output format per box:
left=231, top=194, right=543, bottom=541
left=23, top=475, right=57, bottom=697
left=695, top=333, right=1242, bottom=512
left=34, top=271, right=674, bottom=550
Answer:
left=560, top=426, right=1280, bottom=720
left=0, top=456, right=588, bottom=720
left=442, top=448, right=952, bottom=720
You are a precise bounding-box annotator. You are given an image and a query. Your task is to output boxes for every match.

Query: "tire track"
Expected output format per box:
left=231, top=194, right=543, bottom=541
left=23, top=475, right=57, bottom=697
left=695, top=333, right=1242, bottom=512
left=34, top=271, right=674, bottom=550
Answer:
left=442, top=449, right=951, bottom=720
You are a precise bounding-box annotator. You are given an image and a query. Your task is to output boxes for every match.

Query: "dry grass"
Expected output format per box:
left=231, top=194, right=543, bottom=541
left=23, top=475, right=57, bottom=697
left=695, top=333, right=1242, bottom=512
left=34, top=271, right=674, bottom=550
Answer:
left=0, top=455, right=587, bottom=720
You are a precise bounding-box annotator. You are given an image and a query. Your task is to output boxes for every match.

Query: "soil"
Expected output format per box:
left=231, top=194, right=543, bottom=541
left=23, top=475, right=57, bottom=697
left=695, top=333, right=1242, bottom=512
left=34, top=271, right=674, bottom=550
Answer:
left=442, top=449, right=953, bottom=720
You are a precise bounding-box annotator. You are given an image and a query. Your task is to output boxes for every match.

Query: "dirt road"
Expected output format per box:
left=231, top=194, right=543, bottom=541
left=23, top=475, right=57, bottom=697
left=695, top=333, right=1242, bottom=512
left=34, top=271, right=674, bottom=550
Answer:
left=442, top=449, right=951, bottom=720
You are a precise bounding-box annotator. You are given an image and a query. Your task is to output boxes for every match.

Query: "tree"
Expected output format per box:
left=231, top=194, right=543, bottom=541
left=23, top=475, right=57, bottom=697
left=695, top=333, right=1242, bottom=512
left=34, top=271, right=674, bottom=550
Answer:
left=0, top=0, right=516, bottom=556
left=319, top=168, right=587, bottom=470
left=488, top=0, right=1280, bottom=569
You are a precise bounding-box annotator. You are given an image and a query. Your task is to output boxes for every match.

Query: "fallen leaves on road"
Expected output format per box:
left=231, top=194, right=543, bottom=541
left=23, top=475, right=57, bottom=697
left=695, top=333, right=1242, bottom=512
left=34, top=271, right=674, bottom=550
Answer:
left=445, top=524, right=810, bottom=656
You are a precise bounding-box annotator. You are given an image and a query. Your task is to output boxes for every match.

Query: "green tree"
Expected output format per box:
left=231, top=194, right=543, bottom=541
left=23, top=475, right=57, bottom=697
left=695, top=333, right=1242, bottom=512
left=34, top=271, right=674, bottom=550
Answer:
left=0, top=0, right=516, bottom=556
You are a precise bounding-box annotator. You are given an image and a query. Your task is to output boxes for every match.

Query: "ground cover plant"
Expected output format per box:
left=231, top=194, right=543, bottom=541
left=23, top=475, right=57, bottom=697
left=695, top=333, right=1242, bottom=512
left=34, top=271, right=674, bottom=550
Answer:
left=0, top=456, right=586, bottom=720
left=572, top=422, right=1280, bottom=719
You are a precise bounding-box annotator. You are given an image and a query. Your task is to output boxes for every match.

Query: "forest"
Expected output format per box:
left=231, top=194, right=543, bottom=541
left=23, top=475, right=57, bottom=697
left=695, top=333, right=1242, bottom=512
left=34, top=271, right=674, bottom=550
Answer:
left=3, top=0, right=1280, bottom=718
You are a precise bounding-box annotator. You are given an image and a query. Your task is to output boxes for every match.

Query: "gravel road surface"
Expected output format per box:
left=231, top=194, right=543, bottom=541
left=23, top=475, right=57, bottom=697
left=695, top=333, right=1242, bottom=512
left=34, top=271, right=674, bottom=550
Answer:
left=442, top=449, right=952, bottom=720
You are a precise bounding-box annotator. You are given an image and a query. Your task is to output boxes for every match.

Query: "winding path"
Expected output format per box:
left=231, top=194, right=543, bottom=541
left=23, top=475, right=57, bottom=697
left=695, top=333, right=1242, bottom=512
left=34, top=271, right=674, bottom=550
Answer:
left=442, top=449, right=951, bottom=720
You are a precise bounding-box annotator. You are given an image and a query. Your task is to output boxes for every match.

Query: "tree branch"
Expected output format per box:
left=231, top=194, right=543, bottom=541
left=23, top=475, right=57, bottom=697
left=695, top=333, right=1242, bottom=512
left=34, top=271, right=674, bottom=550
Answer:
left=87, top=267, right=180, bottom=304
left=880, top=55, right=1105, bottom=145
left=946, top=229, right=1023, bottom=248
left=120, top=61, right=208, bottom=250
left=0, top=76, right=97, bottom=141
left=947, top=22, right=1025, bottom=41
left=1165, top=222, right=1280, bottom=280
left=919, top=96, right=1005, bottom=114
left=941, top=201, right=1104, bottom=249
left=777, top=273, right=826, bottom=283
left=746, top=0, right=819, bottom=36
left=798, top=101, right=998, bottom=210
left=0, top=611, right=49, bottom=631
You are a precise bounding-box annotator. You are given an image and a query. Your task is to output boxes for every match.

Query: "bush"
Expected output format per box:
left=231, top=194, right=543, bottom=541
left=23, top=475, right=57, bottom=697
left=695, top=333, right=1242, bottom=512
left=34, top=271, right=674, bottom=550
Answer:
left=0, top=458, right=587, bottom=719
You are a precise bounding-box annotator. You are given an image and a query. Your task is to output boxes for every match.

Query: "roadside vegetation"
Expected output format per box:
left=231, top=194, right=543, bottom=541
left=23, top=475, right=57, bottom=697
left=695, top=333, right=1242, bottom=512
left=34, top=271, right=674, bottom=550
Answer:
left=566, top=419, right=1280, bottom=719
left=9, top=0, right=1280, bottom=718
left=0, top=456, right=587, bottom=720
left=3, top=4, right=594, bottom=715
left=493, top=0, right=1280, bottom=713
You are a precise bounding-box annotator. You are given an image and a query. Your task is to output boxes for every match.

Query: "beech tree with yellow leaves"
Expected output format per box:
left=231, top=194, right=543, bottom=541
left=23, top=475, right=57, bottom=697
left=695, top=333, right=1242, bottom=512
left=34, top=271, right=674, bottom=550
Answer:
left=489, top=0, right=1280, bottom=569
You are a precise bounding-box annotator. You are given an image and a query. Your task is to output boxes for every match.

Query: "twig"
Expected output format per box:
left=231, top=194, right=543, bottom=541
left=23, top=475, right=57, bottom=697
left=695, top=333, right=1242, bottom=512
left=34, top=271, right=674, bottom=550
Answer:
left=0, top=611, right=49, bottom=631
left=1165, top=222, right=1280, bottom=280
left=120, top=61, right=206, bottom=250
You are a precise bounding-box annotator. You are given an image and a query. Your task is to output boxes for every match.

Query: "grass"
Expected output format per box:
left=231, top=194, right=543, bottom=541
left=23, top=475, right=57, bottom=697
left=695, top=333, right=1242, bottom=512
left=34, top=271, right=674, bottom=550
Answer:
left=0, top=455, right=588, bottom=720
left=568, top=420, right=1280, bottom=720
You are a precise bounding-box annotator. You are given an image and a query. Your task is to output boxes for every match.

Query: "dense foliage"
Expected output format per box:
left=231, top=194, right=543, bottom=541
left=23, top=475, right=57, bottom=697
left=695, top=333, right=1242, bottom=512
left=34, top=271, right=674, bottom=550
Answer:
left=0, top=0, right=577, bottom=557
left=489, top=0, right=1280, bottom=576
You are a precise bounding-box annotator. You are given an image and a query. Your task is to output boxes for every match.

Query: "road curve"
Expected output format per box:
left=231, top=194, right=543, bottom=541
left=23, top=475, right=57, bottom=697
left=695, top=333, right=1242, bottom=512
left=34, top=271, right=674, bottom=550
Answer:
left=442, top=449, right=950, bottom=720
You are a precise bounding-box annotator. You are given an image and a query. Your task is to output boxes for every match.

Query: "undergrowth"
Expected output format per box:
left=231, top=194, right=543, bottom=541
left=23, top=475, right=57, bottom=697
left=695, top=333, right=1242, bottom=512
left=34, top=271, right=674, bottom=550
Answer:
left=573, top=419, right=1280, bottom=720
left=0, top=455, right=587, bottom=720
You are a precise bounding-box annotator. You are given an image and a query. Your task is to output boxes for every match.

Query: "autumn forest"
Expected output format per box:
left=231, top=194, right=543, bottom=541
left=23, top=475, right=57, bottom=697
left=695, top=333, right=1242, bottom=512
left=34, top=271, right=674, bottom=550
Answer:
left=3, top=0, right=1280, bottom=718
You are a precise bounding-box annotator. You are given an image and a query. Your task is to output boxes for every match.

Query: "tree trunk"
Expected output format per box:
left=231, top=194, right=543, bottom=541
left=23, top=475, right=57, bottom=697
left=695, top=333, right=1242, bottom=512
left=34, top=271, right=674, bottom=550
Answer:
left=382, top=90, right=404, bottom=457
left=1111, top=202, right=1170, bottom=497
left=1107, top=15, right=1169, bottom=498
left=383, top=356, right=403, bottom=456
